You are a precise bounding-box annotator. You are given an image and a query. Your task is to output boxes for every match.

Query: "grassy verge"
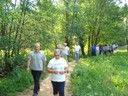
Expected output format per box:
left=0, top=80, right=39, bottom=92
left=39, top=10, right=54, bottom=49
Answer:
left=71, top=52, right=128, bottom=96
left=0, top=66, right=34, bottom=96
left=0, top=53, right=52, bottom=96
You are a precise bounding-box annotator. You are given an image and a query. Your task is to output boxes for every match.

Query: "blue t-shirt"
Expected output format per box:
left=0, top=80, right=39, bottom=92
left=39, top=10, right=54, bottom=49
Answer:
left=92, top=46, right=96, bottom=52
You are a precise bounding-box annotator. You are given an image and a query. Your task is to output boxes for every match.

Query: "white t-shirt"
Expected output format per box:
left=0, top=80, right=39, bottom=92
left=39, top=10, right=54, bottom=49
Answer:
left=63, top=46, right=69, bottom=55
left=74, top=45, right=81, bottom=52
left=96, top=46, right=99, bottom=53
left=47, top=58, right=68, bottom=82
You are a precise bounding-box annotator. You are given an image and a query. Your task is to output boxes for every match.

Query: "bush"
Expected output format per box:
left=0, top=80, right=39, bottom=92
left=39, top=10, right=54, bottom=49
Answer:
left=0, top=52, right=53, bottom=96
left=0, top=66, right=33, bottom=96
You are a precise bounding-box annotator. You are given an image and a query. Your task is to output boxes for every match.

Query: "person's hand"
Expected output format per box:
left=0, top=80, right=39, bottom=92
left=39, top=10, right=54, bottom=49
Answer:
left=67, top=69, right=69, bottom=73
left=54, top=70, right=59, bottom=74
left=59, top=71, right=65, bottom=74
left=42, top=70, right=45, bottom=74
left=26, top=67, right=30, bottom=72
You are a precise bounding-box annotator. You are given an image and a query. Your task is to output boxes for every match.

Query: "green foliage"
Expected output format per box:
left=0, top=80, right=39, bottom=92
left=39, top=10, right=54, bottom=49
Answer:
left=0, top=0, right=128, bottom=95
left=118, top=45, right=127, bottom=52
left=0, top=51, right=52, bottom=96
left=1, top=0, right=128, bottom=72
left=71, top=52, right=128, bottom=96
left=0, top=66, right=33, bottom=96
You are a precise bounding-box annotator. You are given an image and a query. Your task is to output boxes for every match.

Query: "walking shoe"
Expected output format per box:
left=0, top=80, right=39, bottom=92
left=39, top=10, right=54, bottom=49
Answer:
left=33, top=93, right=38, bottom=96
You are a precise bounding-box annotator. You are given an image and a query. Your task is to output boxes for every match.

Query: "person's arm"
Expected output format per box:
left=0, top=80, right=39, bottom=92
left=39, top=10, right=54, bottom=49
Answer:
left=79, top=45, right=81, bottom=51
left=47, top=67, right=58, bottom=74
left=42, top=53, right=47, bottom=73
left=59, top=67, right=68, bottom=74
left=43, top=60, right=46, bottom=68
left=26, top=59, right=31, bottom=72
left=42, top=60, right=46, bottom=73
left=68, top=47, right=70, bottom=54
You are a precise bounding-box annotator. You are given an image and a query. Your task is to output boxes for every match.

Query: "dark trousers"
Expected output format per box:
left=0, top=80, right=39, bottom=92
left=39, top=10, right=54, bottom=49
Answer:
left=92, top=51, right=96, bottom=56
left=51, top=81, right=65, bottom=96
left=31, top=70, right=42, bottom=94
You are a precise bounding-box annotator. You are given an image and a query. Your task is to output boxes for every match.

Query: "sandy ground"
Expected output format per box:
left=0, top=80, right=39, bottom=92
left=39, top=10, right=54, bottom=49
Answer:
left=18, top=61, right=76, bottom=96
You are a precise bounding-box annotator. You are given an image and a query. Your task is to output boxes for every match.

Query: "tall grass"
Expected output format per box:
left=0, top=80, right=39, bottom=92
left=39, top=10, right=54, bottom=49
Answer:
left=71, top=52, right=128, bottom=96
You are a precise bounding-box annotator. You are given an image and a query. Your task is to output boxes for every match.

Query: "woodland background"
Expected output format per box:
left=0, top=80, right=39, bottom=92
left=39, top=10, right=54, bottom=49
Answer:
left=0, top=0, right=128, bottom=78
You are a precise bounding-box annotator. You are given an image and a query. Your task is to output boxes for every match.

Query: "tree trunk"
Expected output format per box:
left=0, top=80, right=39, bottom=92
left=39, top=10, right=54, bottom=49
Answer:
left=126, top=38, right=128, bottom=52
left=79, top=38, right=85, bottom=56
left=94, top=26, right=100, bottom=45
left=65, top=0, right=70, bottom=44
left=88, top=27, right=91, bottom=55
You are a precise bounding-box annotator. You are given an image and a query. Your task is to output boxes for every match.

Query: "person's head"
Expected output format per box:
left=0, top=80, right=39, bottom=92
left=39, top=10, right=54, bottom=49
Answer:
left=54, top=49, right=61, bottom=59
left=64, top=43, right=67, bottom=46
left=34, top=43, right=40, bottom=52
left=57, top=44, right=62, bottom=52
left=76, top=42, right=79, bottom=45
left=57, top=44, right=62, bottom=49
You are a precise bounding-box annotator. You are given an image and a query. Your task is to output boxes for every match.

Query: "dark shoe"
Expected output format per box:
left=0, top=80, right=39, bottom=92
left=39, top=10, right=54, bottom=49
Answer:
left=33, top=93, right=38, bottom=96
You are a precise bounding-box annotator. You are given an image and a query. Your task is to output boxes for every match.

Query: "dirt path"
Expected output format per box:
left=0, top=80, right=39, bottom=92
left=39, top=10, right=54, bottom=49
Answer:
left=18, top=61, right=76, bottom=96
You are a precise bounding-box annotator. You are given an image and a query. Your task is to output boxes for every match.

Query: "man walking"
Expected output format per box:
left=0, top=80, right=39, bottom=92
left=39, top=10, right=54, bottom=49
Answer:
left=62, top=43, right=70, bottom=61
left=74, top=43, right=81, bottom=62
left=27, top=43, right=46, bottom=96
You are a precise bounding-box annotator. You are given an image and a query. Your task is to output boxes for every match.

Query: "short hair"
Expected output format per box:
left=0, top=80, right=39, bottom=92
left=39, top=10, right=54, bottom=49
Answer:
left=35, top=43, right=40, bottom=47
left=64, top=43, right=67, bottom=46
left=57, top=44, right=62, bottom=49
left=54, top=49, right=61, bottom=55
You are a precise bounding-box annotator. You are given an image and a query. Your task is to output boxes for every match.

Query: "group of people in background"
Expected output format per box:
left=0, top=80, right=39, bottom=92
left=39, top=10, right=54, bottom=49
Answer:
left=56, top=43, right=70, bottom=61
left=91, top=44, right=118, bottom=56
left=26, top=42, right=81, bottom=96
left=56, top=42, right=81, bottom=63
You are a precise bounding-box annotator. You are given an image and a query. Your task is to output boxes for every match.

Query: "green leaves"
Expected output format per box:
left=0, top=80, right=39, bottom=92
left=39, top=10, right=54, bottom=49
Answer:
left=71, top=52, right=128, bottom=96
left=0, top=66, right=33, bottom=96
